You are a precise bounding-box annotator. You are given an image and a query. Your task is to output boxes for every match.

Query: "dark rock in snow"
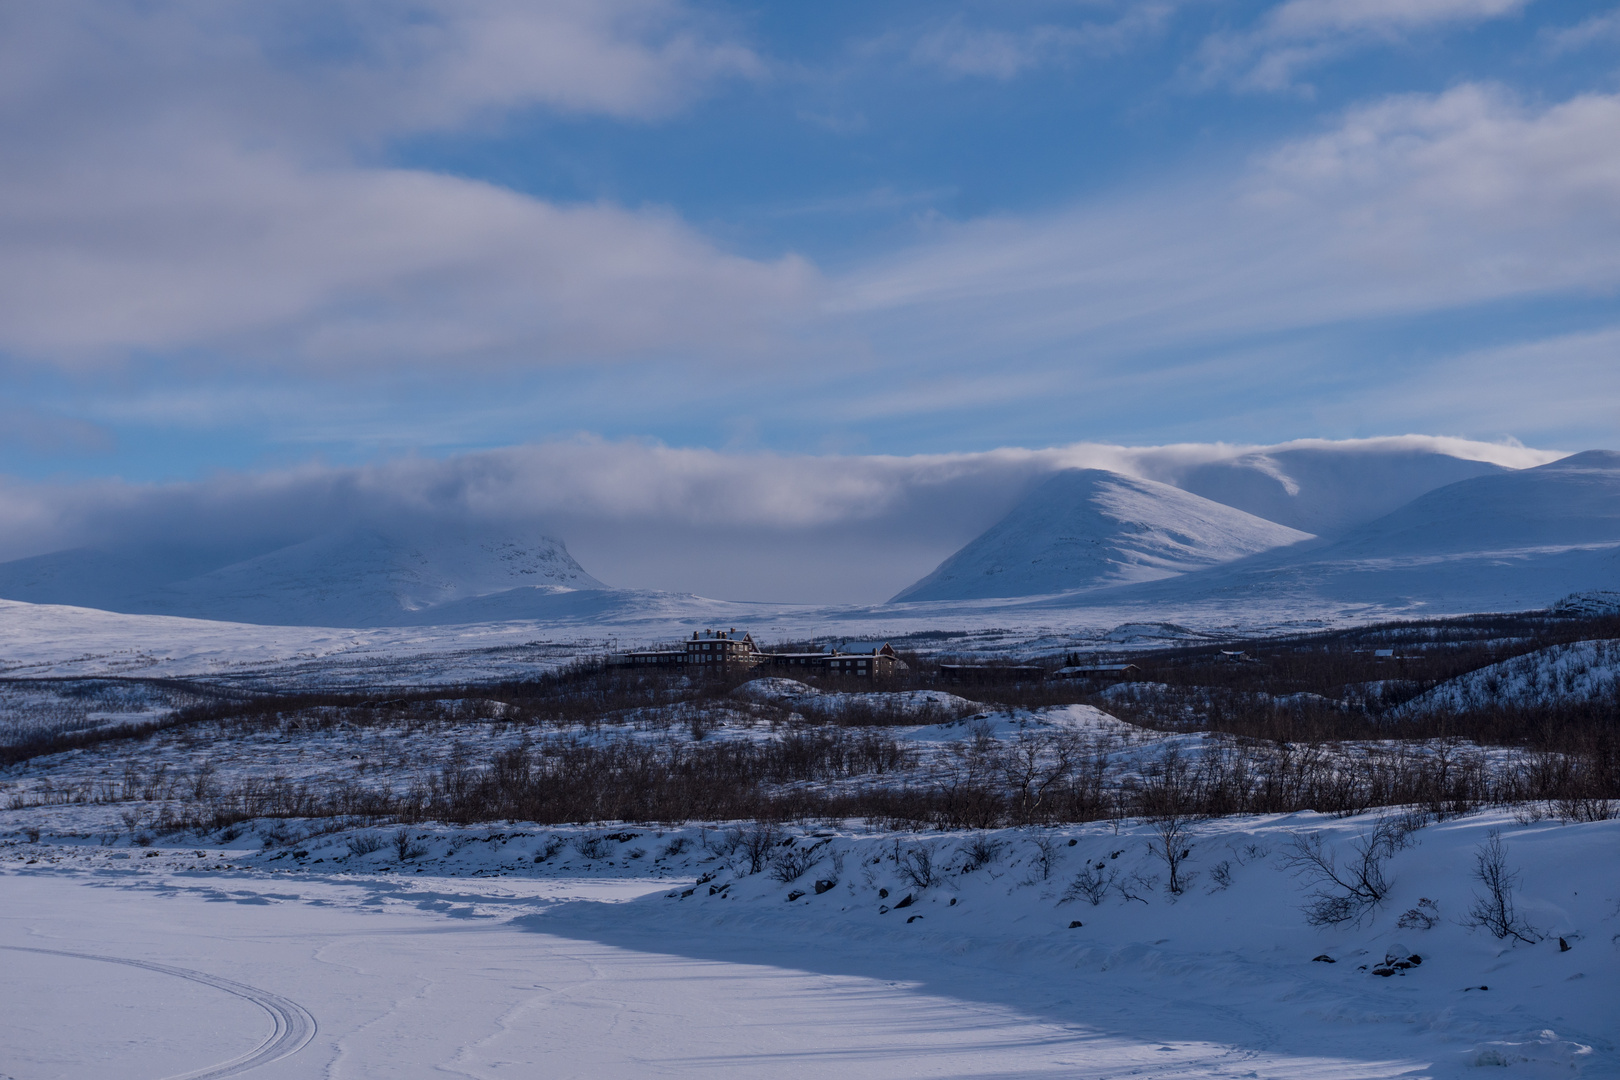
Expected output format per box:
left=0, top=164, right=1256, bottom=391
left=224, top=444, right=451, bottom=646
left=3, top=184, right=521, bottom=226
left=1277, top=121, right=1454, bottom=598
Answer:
left=1560, top=937, right=1571, bottom=952
left=907, top=915, right=923, bottom=923
left=1312, top=955, right=1335, bottom=963
left=878, top=888, right=888, bottom=899
left=787, top=890, right=805, bottom=902
left=894, top=894, right=915, bottom=909
left=1069, top=920, right=1084, bottom=929
left=879, top=905, right=890, bottom=915
left=813, top=879, right=837, bottom=895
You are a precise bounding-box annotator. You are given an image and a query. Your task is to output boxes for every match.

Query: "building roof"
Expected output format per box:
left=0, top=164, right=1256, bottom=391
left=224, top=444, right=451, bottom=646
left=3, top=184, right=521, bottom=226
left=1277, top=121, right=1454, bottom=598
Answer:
left=691, top=628, right=753, bottom=642
left=835, top=641, right=893, bottom=655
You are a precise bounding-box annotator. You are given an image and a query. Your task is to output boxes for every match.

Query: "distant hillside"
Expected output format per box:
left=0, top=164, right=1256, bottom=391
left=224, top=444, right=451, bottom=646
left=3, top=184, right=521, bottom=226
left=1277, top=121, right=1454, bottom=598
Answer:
left=1162, top=445, right=1508, bottom=535
left=891, top=470, right=1312, bottom=603
left=0, top=524, right=608, bottom=627
left=1063, top=450, right=1620, bottom=615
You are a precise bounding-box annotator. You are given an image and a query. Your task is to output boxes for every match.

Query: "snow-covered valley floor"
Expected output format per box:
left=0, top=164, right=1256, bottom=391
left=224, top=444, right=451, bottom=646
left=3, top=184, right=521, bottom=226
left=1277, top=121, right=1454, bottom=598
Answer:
left=3, top=812, right=1615, bottom=1079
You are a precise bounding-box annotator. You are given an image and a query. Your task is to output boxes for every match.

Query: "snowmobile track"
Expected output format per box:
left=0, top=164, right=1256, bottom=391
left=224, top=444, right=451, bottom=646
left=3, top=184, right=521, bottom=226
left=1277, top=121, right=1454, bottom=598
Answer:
left=0, top=944, right=316, bottom=1078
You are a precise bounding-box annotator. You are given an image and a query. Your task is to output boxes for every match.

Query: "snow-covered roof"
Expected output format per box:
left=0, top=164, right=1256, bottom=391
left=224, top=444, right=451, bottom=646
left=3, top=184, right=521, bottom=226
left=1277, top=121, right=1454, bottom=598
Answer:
left=836, top=641, right=893, bottom=655
left=692, top=628, right=753, bottom=641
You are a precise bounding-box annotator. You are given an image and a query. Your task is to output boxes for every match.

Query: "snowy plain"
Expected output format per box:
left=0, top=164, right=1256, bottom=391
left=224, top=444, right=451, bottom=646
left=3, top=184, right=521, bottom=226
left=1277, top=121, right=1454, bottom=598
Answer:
left=3, top=811, right=1615, bottom=1079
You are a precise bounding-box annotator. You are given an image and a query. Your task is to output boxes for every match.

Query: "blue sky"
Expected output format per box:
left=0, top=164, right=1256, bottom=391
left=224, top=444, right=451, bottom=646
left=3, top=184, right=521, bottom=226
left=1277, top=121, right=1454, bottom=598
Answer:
left=1, top=1, right=1620, bottom=601
left=1, top=0, right=1617, bottom=485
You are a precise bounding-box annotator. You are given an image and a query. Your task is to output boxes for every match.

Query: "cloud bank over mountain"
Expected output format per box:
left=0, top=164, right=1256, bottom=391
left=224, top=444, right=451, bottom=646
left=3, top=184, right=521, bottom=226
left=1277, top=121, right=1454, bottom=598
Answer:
left=0, top=436, right=1559, bottom=606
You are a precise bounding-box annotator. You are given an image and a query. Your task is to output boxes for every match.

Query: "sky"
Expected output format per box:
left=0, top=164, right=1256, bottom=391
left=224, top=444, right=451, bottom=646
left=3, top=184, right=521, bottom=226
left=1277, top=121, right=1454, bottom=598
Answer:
left=1, top=1, right=1618, bottom=600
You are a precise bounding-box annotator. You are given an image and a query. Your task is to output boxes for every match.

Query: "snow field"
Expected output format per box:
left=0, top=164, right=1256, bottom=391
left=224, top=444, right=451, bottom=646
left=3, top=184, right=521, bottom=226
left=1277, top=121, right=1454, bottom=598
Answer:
left=2, top=810, right=1615, bottom=1078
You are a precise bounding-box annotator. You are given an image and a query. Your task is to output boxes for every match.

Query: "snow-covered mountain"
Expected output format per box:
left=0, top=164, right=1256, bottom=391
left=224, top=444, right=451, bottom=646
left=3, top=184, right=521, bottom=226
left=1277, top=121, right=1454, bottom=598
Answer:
left=1160, top=445, right=1508, bottom=536
left=1065, top=450, right=1620, bottom=615
left=891, top=470, right=1313, bottom=603
left=0, top=524, right=608, bottom=627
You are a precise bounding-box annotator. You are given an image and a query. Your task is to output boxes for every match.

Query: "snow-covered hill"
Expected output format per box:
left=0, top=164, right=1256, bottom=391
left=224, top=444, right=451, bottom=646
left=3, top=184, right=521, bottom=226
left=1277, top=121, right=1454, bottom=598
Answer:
left=0, top=524, right=609, bottom=627
left=1396, top=639, right=1620, bottom=716
left=892, top=470, right=1313, bottom=602
left=1066, top=451, right=1620, bottom=615
left=1162, top=444, right=1508, bottom=536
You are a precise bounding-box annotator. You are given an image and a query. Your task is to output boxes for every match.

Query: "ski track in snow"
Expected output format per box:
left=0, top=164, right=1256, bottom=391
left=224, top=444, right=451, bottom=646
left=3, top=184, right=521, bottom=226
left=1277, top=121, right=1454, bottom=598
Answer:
left=0, top=944, right=316, bottom=1080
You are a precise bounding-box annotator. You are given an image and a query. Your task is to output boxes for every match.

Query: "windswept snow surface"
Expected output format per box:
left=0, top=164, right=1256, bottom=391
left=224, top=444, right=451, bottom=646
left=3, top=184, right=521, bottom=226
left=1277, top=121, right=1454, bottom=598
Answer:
left=1397, top=639, right=1620, bottom=716
left=894, top=470, right=1313, bottom=603
left=2, top=813, right=1615, bottom=1078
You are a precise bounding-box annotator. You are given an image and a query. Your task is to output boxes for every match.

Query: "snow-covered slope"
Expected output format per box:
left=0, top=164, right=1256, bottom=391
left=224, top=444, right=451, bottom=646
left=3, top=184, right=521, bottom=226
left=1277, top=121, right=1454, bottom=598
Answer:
left=1066, top=450, right=1620, bottom=615
left=0, top=524, right=609, bottom=627
left=892, top=470, right=1313, bottom=602
left=1164, top=445, right=1509, bottom=536
left=1396, top=639, right=1620, bottom=716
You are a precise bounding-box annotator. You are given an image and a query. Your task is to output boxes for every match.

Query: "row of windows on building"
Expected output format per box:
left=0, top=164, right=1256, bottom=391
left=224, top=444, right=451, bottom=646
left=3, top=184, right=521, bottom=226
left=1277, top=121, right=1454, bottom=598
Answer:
left=609, top=628, right=898, bottom=677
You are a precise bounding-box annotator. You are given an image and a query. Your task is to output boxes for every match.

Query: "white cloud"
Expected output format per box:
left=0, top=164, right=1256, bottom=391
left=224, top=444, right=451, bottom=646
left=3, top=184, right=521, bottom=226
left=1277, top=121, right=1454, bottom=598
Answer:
left=1543, top=7, right=1620, bottom=53
left=0, top=2, right=800, bottom=370
left=0, top=436, right=1560, bottom=603
left=835, top=84, right=1620, bottom=371
left=1196, top=0, right=1531, bottom=92
left=908, top=5, right=1176, bottom=80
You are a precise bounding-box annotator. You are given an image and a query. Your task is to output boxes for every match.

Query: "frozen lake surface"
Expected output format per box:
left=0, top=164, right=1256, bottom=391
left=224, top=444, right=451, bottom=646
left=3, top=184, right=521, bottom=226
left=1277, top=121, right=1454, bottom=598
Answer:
left=4, top=813, right=1613, bottom=1078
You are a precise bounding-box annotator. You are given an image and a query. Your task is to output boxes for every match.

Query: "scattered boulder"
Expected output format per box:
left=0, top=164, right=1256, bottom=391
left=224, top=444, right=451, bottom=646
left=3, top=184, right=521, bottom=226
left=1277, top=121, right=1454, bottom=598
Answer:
left=1312, top=955, right=1335, bottom=963
left=1069, top=920, right=1084, bottom=929
left=787, top=890, right=805, bottom=902
left=878, top=888, right=889, bottom=899
left=894, top=894, right=915, bottom=909
left=1560, top=937, right=1571, bottom=952
left=907, top=915, right=923, bottom=923
left=879, top=905, right=890, bottom=914
left=814, top=879, right=837, bottom=895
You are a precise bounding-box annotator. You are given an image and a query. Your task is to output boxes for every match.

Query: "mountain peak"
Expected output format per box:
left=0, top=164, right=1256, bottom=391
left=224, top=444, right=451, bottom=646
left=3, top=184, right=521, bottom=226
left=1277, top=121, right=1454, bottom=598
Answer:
left=891, top=469, right=1312, bottom=603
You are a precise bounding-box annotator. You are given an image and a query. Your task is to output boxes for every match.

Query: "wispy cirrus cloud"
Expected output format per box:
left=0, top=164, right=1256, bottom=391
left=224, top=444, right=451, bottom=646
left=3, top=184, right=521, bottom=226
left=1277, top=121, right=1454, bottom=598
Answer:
left=836, top=83, right=1620, bottom=371
left=1542, top=6, right=1620, bottom=53
left=909, top=5, right=1177, bottom=80
left=1194, top=0, right=1531, bottom=92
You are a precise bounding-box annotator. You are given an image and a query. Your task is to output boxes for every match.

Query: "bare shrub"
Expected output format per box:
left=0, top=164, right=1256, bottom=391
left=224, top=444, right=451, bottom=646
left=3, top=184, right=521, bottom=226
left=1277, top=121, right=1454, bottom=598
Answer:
left=572, top=833, right=613, bottom=860
left=393, top=826, right=427, bottom=862
left=957, top=833, right=1003, bottom=873
left=1208, top=860, right=1233, bottom=890
left=1150, top=814, right=1197, bottom=895
left=770, top=843, right=823, bottom=883
left=660, top=836, right=690, bottom=858
left=1280, top=827, right=1394, bottom=925
left=1029, top=834, right=1061, bottom=881
left=1114, top=870, right=1155, bottom=904
left=1464, top=831, right=1540, bottom=944
left=897, top=844, right=937, bottom=890
left=1063, top=863, right=1115, bottom=905
left=534, top=836, right=566, bottom=863
left=345, top=832, right=385, bottom=857
left=1556, top=797, right=1615, bottom=823
left=1397, top=898, right=1440, bottom=929
left=392, top=827, right=427, bottom=861
left=732, top=822, right=782, bottom=874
